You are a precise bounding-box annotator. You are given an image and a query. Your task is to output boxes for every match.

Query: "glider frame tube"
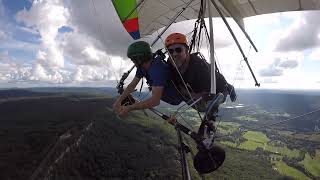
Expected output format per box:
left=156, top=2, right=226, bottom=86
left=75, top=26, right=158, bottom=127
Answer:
left=209, top=0, right=260, bottom=87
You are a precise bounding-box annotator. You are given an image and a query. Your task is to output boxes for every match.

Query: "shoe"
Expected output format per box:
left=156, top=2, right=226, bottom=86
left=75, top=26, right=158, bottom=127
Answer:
left=227, top=84, right=237, bottom=102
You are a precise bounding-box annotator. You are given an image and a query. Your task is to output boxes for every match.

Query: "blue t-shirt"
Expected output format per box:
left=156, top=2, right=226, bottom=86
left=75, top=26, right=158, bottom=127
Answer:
left=135, top=57, right=182, bottom=105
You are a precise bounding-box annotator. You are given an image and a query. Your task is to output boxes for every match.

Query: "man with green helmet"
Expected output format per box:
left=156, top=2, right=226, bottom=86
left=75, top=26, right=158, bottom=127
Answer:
left=126, top=41, right=153, bottom=66
left=113, top=41, right=183, bottom=116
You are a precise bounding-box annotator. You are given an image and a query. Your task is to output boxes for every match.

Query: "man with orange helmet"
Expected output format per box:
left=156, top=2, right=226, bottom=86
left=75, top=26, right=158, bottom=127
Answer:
left=165, top=32, right=237, bottom=105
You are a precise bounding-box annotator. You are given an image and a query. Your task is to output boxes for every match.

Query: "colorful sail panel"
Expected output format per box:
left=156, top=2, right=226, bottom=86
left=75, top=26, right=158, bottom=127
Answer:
left=112, top=0, right=140, bottom=40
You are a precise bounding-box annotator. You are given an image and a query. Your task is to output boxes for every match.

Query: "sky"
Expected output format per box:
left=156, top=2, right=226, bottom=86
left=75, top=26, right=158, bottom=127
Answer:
left=0, top=0, right=320, bottom=90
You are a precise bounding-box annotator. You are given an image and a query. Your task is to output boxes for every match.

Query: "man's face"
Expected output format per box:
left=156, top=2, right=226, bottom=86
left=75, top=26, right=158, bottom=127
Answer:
left=131, top=55, right=151, bottom=69
left=167, top=44, right=188, bottom=68
left=131, top=56, right=142, bottom=68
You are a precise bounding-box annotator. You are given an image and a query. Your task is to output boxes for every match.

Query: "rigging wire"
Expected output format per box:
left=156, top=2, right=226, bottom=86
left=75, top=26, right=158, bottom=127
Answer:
left=215, top=106, right=320, bottom=139
left=232, top=45, right=252, bottom=118
left=137, top=0, right=147, bottom=14
left=156, top=0, right=190, bottom=20
left=248, top=107, right=320, bottom=132
left=215, top=42, right=253, bottom=136
left=121, top=0, right=146, bottom=23
left=178, top=113, right=196, bottom=132
left=234, top=45, right=254, bottom=124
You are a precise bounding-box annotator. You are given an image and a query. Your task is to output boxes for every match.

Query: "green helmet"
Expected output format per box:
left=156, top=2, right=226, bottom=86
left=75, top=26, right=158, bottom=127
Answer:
left=127, top=41, right=152, bottom=59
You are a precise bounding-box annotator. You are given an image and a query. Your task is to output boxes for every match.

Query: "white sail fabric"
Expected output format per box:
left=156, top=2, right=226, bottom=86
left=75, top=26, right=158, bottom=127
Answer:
left=137, top=0, right=320, bottom=37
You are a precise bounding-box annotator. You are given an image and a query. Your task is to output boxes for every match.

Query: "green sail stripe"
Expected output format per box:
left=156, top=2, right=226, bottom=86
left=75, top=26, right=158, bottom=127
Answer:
left=112, top=0, right=138, bottom=22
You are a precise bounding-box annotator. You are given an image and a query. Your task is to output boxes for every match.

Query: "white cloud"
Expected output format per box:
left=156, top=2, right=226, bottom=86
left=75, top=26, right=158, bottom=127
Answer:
left=0, top=59, right=70, bottom=84
left=278, top=60, right=298, bottom=69
left=262, top=78, right=278, bottom=84
left=16, top=0, right=69, bottom=68
left=0, top=61, right=28, bottom=81
left=9, top=0, right=112, bottom=85
left=58, top=32, right=111, bottom=66
left=309, top=47, right=320, bottom=61
left=2, top=0, right=245, bottom=86
left=280, top=71, right=320, bottom=90
left=274, top=11, right=320, bottom=52
left=0, top=30, right=6, bottom=39
left=260, top=67, right=283, bottom=77
left=258, top=52, right=301, bottom=77
left=248, top=51, right=299, bottom=80
left=0, top=60, right=116, bottom=85
left=0, top=37, right=39, bottom=51
left=10, top=63, right=72, bottom=84
left=0, top=63, right=10, bottom=80
left=30, top=63, right=48, bottom=81
left=80, top=46, right=109, bottom=66
left=18, top=26, right=39, bottom=35
left=0, top=50, right=9, bottom=61
left=65, top=0, right=132, bottom=57
left=245, top=13, right=281, bottom=27
left=72, top=66, right=110, bottom=82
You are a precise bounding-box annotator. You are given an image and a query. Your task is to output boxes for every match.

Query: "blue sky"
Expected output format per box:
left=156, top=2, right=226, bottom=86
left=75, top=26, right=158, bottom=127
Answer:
left=0, top=0, right=36, bottom=62
left=0, top=0, right=320, bottom=89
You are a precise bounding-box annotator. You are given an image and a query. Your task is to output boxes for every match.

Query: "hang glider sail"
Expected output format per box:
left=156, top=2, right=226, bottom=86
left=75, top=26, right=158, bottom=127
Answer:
left=112, top=0, right=320, bottom=39
left=112, top=0, right=320, bottom=89
left=112, top=0, right=141, bottom=39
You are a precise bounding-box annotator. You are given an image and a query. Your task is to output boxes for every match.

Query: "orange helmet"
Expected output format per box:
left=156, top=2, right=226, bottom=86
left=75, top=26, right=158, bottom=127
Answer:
left=165, top=33, right=188, bottom=47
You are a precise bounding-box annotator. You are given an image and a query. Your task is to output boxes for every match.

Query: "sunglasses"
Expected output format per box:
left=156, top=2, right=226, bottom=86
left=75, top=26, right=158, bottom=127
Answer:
left=168, top=47, right=183, bottom=54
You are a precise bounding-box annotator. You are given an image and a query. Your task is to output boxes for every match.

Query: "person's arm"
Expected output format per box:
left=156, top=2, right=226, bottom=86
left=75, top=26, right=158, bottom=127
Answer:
left=113, top=77, right=140, bottom=109
left=127, top=86, right=163, bottom=111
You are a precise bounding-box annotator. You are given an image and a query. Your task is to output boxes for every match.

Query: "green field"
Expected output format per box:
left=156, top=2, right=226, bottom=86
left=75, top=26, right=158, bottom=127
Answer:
left=238, top=140, right=300, bottom=159
left=272, top=112, right=291, bottom=117
left=264, top=144, right=300, bottom=159
left=220, top=141, right=237, bottom=148
left=274, top=160, right=311, bottom=180
left=235, top=115, right=258, bottom=121
left=218, top=129, right=310, bottom=179
left=292, top=133, right=320, bottom=142
left=217, top=128, right=312, bottom=179
left=239, top=141, right=264, bottom=151
left=243, top=131, right=270, bottom=143
left=238, top=131, right=269, bottom=151
left=299, top=150, right=320, bottom=177
left=217, top=122, right=240, bottom=135
left=161, top=101, right=318, bottom=179
left=234, top=131, right=301, bottom=159
left=278, top=130, right=294, bottom=136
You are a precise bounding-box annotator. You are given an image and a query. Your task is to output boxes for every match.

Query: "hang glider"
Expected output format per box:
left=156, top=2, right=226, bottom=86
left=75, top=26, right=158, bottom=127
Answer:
left=111, top=1, right=320, bottom=178
left=112, top=0, right=320, bottom=40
